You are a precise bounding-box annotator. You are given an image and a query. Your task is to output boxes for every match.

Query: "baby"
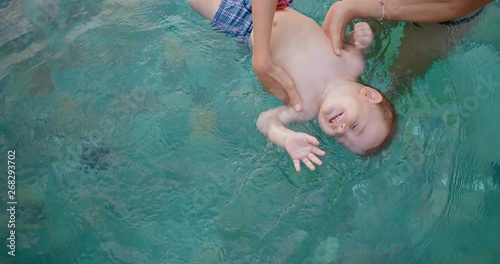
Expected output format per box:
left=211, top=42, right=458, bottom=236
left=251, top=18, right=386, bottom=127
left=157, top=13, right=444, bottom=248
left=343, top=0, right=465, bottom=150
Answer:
left=190, top=0, right=397, bottom=171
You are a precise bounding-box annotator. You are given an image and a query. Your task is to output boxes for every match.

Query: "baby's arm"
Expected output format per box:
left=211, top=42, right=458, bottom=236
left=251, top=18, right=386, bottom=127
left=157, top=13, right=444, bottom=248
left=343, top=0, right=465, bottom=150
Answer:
left=256, top=106, right=326, bottom=172
left=345, top=22, right=374, bottom=51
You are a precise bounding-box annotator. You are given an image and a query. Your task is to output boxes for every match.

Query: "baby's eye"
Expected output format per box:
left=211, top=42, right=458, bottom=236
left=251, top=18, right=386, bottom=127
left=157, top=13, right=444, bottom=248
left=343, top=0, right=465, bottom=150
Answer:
left=352, top=123, right=358, bottom=130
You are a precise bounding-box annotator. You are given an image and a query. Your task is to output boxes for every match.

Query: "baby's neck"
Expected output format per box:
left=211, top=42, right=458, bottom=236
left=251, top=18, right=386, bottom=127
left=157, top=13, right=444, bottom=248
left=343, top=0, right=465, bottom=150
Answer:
left=322, top=79, right=361, bottom=100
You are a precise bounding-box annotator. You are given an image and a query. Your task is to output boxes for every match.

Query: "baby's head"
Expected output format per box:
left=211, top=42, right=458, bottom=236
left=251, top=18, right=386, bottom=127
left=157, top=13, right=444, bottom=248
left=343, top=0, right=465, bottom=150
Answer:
left=318, top=81, right=396, bottom=155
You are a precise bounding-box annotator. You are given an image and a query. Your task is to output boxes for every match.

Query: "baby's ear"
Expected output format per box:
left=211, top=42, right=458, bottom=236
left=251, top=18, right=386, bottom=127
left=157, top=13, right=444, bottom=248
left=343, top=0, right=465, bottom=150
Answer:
left=360, top=86, right=383, bottom=103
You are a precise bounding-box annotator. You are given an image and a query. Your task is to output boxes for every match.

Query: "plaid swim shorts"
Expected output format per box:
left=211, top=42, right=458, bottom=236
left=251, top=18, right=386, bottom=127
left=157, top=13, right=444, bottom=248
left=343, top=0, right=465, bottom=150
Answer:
left=210, top=0, right=293, bottom=46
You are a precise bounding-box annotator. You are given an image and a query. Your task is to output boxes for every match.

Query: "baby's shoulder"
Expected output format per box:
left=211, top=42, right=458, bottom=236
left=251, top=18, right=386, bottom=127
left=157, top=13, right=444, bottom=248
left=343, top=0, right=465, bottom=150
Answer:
left=341, top=45, right=365, bottom=78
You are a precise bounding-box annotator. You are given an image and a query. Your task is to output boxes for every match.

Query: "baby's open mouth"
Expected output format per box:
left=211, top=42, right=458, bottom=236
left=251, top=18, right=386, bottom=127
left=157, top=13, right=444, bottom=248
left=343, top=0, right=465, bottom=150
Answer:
left=329, top=112, right=343, bottom=123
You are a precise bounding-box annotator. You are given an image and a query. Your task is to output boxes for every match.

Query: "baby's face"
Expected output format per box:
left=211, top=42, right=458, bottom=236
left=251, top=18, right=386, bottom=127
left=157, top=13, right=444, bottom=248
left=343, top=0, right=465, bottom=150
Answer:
left=318, top=86, right=388, bottom=154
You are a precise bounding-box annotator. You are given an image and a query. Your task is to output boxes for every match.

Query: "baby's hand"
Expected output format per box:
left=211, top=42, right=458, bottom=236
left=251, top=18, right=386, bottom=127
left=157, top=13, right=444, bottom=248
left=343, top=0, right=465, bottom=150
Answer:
left=353, top=22, right=373, bottom=50
left=283, top=132, right=326, bottom=172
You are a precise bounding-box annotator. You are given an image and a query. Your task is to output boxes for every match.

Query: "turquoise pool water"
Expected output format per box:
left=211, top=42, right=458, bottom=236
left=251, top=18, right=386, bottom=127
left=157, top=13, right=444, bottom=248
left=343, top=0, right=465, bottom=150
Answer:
left=0, top=0, right=499, bottom=263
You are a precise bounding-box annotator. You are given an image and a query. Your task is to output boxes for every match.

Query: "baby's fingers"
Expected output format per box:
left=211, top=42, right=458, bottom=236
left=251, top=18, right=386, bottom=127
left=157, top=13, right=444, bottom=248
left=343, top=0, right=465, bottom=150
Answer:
left=354, top=22, right=370, bottom=31
left=357, top=35, right=372, bottom=42
left=354, top=41, right=365, bottom=50
left=305, top=135, right=320, bottom=145
left=313, top=147, right=325, bottom=156
left=308, top=153, right=323, bottom=166
left=301, top=158, right=316, bottom=171
left=293, top=160, right=301, bottom=172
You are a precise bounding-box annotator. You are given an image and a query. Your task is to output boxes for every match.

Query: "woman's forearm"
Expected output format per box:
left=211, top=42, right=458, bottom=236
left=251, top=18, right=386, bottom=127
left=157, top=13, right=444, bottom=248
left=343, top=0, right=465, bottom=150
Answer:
left=252, top=0, right=277, bottom=63
left=342, top=0, right=493, bottom=23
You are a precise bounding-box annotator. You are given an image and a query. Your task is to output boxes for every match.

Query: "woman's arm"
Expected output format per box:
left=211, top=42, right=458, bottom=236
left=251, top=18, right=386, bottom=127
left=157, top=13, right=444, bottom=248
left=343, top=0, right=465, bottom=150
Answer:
left=251, top=0, right=303, bottom=111
left=251, top=0, right=276, bottom=65
left=323, top=0, right=494, bottom=55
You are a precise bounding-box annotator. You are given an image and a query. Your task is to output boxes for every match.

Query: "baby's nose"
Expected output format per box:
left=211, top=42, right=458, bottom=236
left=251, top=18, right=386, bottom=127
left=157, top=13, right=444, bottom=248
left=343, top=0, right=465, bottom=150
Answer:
left=335, top=124, right=346, bottom=134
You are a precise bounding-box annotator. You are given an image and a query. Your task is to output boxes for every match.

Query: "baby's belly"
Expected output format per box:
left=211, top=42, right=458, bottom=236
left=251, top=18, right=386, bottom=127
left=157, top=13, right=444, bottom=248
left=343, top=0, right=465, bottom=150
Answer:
left=248, top=9, right=322, bottom=50
left=270, top=9, right=329, bottom=57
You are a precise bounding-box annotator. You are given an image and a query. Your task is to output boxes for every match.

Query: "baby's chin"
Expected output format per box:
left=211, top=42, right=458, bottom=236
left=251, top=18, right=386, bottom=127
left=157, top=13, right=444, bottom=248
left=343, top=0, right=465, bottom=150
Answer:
left=345, top=146, right=366, bottom=156
left=337, top=140, right=366, bottom=155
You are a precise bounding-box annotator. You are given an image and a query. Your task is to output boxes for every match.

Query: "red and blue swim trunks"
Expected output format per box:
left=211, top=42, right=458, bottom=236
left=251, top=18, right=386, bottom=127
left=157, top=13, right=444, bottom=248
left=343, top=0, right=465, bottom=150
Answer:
left=211, top=0, right=294, bottom=46
left=276, top=0, right=291, bottom=10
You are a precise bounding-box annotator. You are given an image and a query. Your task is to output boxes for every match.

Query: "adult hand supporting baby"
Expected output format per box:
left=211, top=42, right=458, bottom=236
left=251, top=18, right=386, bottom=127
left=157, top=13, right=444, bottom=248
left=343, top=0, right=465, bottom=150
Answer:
left=252, top=58, right=302, bottom=111
left=323, top=0, right=494, bottom=56
left=252, top=0, right=303, bottom=111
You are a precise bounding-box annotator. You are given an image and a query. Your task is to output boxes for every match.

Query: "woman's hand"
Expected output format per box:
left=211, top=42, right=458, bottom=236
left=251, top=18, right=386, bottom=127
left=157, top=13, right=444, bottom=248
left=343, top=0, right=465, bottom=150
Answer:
left=322, top=0, right=493, bottom=55
left=252, top=56, right=303, bottom=111
left=322, top=1, right=356, bottom=56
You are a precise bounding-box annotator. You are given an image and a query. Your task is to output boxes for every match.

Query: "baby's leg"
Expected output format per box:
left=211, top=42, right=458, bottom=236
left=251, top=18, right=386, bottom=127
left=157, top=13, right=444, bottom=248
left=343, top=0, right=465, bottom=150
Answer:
left=191, top=0, right=254, bottom=46
left=189, top=0, right=221, bottom=20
